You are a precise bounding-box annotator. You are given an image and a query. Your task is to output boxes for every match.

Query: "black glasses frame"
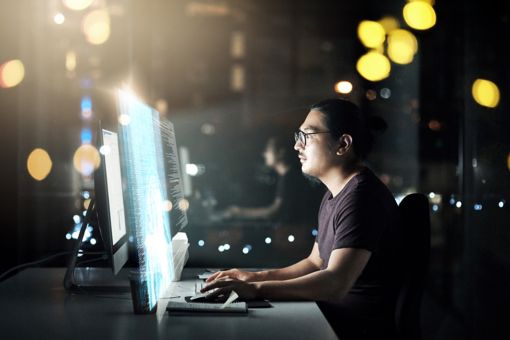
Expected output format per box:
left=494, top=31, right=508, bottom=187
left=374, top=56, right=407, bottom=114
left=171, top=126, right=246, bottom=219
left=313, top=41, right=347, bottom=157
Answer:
left=294, top=130, right=331, bottom=146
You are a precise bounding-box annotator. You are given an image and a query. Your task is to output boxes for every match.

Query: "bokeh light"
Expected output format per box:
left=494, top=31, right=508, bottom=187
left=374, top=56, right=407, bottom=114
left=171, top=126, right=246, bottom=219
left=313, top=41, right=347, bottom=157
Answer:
left=63, top=0, right=94, bottom=11
left=73, top=144, right=101, bottom=176
left=403, top=1, right=437, bottom=30
left=66, top=51, right=77, bottom=71
left=82, top=10, right=111, bottom=45
left=54, top=13, right=65, bottom=25
left=472, top=79, right=500, bottom=108
left=357, top=20, right=386, bottom=48
left=356, top=51, right=391, bottom=82
left=27, top=148, right=52, bottom=181
left=378, top=16, right=399, bottom=33
left=334, top=81, right=353, bottom=94
left=0, top=59, right=25, bottom=88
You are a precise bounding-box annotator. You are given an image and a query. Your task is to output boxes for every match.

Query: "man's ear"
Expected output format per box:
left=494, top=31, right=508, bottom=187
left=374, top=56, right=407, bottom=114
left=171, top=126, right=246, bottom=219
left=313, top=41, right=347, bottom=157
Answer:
left=336, top=134, right=353, bottom=155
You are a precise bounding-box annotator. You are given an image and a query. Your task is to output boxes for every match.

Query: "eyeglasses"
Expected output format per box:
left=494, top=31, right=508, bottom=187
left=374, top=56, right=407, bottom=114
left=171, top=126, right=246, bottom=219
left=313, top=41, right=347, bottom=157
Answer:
left=294, top=130, right=331, bottom=146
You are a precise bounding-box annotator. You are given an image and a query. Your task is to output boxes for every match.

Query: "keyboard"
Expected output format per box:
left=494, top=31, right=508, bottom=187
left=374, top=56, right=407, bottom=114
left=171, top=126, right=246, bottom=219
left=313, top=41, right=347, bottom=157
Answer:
left=166, top=301, right=248, bottom=315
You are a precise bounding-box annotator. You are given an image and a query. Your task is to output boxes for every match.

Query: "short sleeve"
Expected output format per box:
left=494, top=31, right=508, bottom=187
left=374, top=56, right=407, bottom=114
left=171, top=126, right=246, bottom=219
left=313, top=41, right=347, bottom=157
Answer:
left=332, top=189, right=385, bottom=252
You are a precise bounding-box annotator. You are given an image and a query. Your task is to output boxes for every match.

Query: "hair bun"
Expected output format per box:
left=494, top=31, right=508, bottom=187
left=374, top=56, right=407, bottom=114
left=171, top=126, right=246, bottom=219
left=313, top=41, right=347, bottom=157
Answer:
left=367, top=115, right=387, bottom=133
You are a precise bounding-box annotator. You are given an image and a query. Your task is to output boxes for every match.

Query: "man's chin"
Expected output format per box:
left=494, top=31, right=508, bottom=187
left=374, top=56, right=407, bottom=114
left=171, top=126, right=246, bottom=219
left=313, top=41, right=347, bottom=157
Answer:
left=300, top=169, right=321, bottom=185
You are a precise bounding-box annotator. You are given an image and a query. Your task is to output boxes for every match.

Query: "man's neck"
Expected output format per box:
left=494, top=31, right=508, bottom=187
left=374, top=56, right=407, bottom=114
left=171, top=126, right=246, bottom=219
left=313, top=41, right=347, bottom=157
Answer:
left=321, top=162, right=364, bottom=197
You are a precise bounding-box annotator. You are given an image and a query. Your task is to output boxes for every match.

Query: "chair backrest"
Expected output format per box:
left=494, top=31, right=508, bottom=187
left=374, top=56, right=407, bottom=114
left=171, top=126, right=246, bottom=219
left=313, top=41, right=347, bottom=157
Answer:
left=395, top=193, right=431, bottom=340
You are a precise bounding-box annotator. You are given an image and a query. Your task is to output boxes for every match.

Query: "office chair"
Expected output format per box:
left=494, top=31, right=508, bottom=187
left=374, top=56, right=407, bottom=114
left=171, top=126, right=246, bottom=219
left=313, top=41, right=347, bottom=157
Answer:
left=395, top=193, right=431, bottom=340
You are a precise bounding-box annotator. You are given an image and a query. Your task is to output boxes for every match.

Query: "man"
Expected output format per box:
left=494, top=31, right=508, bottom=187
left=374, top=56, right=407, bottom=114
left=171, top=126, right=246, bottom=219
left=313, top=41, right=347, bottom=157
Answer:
left=223, top=136, right=319, bottom=226
left=203, top=99, right=401, bottom=338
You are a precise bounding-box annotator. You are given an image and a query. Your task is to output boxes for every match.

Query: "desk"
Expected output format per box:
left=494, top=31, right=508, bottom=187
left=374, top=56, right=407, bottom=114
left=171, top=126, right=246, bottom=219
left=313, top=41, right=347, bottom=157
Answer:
left=0, top=268, right=338, bottom=340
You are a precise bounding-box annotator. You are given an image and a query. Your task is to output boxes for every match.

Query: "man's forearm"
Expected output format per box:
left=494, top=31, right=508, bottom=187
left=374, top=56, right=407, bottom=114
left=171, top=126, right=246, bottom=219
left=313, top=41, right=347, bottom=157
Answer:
left=254, top=257, right=319, bottom=281
left=254, top=269, right=346, bottom=301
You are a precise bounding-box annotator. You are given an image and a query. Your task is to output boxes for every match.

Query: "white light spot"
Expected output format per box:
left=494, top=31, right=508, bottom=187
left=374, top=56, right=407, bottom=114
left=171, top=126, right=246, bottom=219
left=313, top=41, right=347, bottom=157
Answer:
left=198, top=240, right=205, bottom=247
left=90, top=238, right=97, bottom=245
left=288, top=235, right=295, bottom=242
left=224, top=244, right=230, bottom=250
left=473, top=204, right=483, bottom=211
left=432, top=204, right=439, bottom=212
left=73, top=215, right=81, bottom=224
left=99, top=145, right=111, bottom=155
left=265, top=237, right=272, bottom=244
left=118, top=114, right=131, bottom=126
left=456, top=201, right=462, bottom=208
left=54, top=13, right=65, bottom=25
left=186, top=163, right=199, bottom=176
left=380, top=88, right=391, bottom=99
left=498, top=200, right=505, bottom=208
left=66, top=233, right=72, bottom=240
left=428, top=192, right=436, bottom=199
left=242, top=247, right=249, bottom=254
left=218, top=245, right=225, bottom=252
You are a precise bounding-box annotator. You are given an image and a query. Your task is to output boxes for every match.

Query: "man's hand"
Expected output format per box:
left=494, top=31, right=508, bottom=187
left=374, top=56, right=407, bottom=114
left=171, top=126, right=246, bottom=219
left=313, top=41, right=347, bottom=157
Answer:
left=201, top=277, right=259, bottom=300
left=206, top=268, right=259, bottom=283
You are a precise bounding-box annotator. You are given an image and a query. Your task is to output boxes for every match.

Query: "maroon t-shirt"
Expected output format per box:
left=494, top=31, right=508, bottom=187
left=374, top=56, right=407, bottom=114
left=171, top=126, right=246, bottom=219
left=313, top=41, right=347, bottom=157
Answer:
left=316, top=167, right=402, bottom=336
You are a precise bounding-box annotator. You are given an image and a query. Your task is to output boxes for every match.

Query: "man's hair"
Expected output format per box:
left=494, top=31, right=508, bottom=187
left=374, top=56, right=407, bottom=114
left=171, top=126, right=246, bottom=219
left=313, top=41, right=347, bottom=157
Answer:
left=309, top=98, right=387, bottom=160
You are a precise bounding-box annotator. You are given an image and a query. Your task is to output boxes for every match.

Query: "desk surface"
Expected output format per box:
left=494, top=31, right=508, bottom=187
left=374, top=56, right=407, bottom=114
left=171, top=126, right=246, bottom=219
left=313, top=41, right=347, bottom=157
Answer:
left=0, top=268, right=338, bottom=340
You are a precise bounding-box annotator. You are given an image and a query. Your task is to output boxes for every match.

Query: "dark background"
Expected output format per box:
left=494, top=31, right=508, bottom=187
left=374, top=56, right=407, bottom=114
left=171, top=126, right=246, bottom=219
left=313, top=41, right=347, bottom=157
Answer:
left=1, top=1, right=509, bottom=339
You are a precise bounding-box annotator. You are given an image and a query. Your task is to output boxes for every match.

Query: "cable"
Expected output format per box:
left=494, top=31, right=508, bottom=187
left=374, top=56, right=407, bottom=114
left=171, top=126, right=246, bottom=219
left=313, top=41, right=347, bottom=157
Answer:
left=0, top=251, right=108, bottom=282
left=0, top=251, right=70, bottom=282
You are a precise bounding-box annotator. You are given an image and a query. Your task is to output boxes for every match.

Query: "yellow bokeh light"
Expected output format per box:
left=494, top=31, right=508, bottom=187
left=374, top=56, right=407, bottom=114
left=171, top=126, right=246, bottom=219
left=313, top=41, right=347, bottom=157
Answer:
left=334, top=81, right=353, bottom=94
left=378, top=16, right=400, bottom=33
left=388, top=41, right=415, bottom=64
left=407, top=0, right=435, bottom=5
left=82, top=10, right=111, bottom=45
left=27, top=148, right=52, bottom=181
left=178, top=199, right=190, bottom=212
left=0, top=59, right=25, bottom=88
left=356, top=52, right=391, bottom=82
left=73, top=144, right=101, bottom=176
left=388, top=29, right=418, bottom=54
left=63, top=0, right=94, bottom=11
left=403, top=1, right=437, bottom=30
left=472, top=79, right=500, bottom=108
left=83, top=199, right=91, bottom=209
left=507, top=153, right=510, bottom=172
left=357, top=21, right=386, bottom=48
left=66, top=51, right=77, bottom=71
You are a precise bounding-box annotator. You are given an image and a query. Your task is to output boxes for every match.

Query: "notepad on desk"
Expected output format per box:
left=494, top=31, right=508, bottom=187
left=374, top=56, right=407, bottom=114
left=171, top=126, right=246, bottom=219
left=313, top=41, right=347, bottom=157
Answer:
left=166, top=301, right=248, bottom=315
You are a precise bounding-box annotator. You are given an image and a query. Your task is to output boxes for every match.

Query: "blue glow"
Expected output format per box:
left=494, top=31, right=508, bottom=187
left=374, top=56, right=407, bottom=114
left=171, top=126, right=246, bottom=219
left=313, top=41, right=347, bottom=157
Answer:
left=81, top=96, right=92, bottom=111
left=81, top=128, right=92, bottom=144
left=432, top=204, right=439, bottom=212
left=198, top=240, right=205, bottom=247
left=449, top=197, right=456, bottom=205
left=473, top=204, right=483, bottom=211
left=82, top=191, right=90, bottom=199
left=117, top=89, right=174, bottom=310
left=311, top=228, right=318, bottom=236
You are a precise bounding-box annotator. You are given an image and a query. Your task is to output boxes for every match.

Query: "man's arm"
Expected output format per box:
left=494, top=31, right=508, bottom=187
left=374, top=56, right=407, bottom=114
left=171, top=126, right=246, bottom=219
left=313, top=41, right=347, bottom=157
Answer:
left=229, top=197, right=282, bottom=219
left=254, top=248, right=371, bottom=301
left=255, top=242, right=323, bottom=281
left=206, top=242, right=323, bottom=282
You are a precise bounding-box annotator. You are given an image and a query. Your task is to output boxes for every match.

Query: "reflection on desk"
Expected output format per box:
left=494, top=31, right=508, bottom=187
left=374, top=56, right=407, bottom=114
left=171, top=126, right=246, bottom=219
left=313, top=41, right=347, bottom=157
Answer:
left=0, top=267, right=338, bottom=340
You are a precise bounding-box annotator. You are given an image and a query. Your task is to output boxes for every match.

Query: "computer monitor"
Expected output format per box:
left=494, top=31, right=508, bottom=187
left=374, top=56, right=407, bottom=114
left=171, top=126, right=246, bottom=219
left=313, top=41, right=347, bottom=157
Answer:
left=63, top=124, right=130, bottom=290
left=116, top=89, right=187, bottom=310
left=95, top=127, right=129, bottom=274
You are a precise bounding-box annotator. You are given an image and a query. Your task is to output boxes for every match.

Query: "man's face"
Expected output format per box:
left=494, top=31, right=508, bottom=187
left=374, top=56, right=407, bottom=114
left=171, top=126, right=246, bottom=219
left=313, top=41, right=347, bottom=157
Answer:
left=263, top=144, right=276, bottom=168
left=294, top=110, right=337, bottom=178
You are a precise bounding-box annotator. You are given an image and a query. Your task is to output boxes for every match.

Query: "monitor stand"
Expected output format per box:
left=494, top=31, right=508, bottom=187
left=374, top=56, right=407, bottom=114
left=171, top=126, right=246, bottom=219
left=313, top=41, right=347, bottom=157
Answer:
left=63, top=198, right=131, bottom=293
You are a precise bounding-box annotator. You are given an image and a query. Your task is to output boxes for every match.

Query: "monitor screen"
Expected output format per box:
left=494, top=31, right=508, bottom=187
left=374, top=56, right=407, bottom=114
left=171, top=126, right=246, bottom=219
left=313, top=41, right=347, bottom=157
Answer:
left=116, top=89, right=187, bottom=309
left=95, top=128, right=129, bottom=275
